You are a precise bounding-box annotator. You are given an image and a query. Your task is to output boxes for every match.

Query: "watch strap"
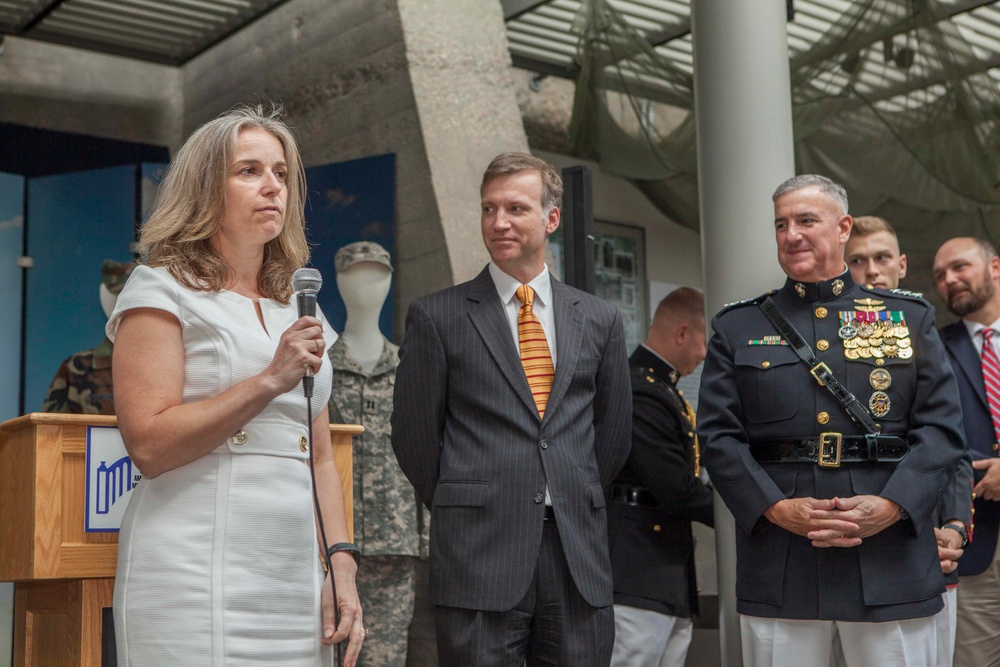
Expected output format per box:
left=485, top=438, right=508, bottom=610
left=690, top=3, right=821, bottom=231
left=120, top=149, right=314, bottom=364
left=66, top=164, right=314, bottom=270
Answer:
left=326, top=542, right=361, bottom=565
left=942, top=522, right=970, bottom=548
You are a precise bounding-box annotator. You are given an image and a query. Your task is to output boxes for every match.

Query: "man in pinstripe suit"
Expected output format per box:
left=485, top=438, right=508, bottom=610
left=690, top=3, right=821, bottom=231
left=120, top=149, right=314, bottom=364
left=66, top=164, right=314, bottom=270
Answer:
left=391, top=152, right=632, bottom=665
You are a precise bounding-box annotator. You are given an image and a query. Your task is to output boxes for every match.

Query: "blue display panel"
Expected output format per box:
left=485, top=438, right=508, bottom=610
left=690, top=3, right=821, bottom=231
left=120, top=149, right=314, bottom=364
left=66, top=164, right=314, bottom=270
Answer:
left=0, top=172, right=24, bottom=422
left=24, top=165, right=136, bottom=412
left=305, top=154, right=396, bottom=341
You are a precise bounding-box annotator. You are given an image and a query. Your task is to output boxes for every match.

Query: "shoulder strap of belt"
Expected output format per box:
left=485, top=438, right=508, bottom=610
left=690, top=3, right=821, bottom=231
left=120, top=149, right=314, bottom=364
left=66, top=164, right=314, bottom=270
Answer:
left=759, top=297, right=881, bottom=435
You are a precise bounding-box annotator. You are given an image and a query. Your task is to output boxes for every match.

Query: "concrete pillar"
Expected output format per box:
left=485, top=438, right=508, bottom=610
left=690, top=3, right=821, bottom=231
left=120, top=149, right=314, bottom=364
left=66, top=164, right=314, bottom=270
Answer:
left=691, top=1, right=796, bottom=664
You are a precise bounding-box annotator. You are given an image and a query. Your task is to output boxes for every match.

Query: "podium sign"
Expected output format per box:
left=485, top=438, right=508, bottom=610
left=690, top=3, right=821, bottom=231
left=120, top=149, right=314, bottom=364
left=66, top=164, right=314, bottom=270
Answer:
left=85, top=426, right=138, bottom=533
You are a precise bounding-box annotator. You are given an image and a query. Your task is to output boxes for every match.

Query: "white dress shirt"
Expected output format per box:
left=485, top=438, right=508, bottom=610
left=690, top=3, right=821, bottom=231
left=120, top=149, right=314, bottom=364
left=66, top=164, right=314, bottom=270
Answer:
left=962, top=317, right=1000, bottom=357
left=488, top=261, right=557, bottom=367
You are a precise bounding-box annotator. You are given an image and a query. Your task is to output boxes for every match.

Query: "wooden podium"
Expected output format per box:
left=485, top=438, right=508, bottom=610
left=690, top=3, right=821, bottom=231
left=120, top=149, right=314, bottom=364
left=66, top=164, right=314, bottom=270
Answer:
left=0, top=413, right=360, bottom=667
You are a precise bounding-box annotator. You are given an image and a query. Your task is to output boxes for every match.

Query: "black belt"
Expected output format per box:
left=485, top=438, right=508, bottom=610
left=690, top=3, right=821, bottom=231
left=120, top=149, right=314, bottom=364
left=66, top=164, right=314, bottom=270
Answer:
left=750, top=434, right=909, bottom=467
left=609, top=484, right=657, bottom=507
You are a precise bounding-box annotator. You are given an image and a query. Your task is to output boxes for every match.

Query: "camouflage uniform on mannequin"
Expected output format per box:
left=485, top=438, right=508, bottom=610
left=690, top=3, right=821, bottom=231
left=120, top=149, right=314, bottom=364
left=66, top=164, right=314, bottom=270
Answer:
left=328, top=242, right=428, bottom=666
left=43, top=259, right=136, bottom=414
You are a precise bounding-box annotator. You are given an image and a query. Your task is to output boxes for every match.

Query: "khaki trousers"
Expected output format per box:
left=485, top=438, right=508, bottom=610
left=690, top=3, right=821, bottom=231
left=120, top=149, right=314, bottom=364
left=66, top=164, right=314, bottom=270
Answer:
left=954, top=539, right=1000, bottom=667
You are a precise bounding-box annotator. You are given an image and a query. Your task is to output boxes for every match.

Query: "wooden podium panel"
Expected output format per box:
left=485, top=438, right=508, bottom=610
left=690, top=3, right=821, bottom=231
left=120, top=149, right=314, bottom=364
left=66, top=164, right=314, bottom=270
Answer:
left=0, top=413, right=361, bottom=666
left=0, top=414, right=119, bottom=582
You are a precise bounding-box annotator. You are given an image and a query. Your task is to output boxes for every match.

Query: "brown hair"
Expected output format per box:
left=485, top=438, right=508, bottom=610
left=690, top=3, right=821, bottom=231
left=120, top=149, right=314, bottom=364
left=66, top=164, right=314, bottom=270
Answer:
left=139, top=104, right=308, bottom=302
left=481, top=152, right=563, bottom=213
left=851, top=216, right=897, bottom=239
left=652, top=287, right=705, bottom=330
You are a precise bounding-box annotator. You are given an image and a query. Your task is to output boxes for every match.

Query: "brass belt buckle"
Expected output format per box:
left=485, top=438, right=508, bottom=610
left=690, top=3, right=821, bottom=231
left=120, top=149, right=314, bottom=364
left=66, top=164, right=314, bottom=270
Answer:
left=819, top=432, right=842, bottom=468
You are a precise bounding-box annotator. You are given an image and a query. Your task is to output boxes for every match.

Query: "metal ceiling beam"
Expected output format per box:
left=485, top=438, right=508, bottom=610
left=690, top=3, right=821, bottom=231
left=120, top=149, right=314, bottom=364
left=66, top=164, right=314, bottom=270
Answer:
left=511, top=53, right=579, bottom=79
left=17, top=0, right=67, bottom=33
left=511, top=53, right=692, bottom=107
left=791, top=0, right=997, bottom=71
left=861, top=55, right=1000, bottom=108
left=503, top=0, right=554, bottom=22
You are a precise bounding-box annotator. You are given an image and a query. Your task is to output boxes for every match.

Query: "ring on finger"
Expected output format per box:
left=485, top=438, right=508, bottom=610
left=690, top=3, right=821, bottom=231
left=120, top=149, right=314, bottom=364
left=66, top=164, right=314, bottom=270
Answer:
left=313, top=339, right=320, bottom=353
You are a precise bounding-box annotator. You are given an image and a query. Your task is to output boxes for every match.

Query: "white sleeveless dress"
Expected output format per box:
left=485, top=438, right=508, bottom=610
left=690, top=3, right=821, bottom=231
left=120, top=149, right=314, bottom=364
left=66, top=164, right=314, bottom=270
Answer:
left=107, top=265, right=337, bottom=666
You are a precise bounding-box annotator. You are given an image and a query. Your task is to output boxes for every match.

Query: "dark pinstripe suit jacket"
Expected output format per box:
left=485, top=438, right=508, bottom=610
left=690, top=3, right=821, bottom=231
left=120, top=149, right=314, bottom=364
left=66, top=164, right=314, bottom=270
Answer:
left=391, top=266, right=632, bottom=611
left=940, top=322, right=998, bottom=576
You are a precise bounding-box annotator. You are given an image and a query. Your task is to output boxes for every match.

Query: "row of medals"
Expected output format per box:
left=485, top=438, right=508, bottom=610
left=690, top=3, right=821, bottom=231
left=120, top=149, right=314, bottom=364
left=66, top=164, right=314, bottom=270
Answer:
left=838, top=320, right=913, bottom=360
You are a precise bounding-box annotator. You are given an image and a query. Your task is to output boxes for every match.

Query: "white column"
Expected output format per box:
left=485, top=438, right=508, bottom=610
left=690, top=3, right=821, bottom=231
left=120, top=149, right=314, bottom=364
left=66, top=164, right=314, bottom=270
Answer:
left=691, top=1, right=796, bottom=665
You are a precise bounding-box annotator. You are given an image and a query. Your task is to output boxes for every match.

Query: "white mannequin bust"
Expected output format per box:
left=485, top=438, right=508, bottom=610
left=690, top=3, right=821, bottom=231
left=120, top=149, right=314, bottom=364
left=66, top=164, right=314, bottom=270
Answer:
left=337, top=262, right=392, bottom=374
left=99, top=282, right=118, bottom=320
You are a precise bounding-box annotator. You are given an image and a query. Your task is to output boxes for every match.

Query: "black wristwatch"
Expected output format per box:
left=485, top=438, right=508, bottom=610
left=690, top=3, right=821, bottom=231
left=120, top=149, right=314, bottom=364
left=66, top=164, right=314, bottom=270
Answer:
left=326, top=542, right=361, bottom=565
left=942, top=523, right=970, bottom=549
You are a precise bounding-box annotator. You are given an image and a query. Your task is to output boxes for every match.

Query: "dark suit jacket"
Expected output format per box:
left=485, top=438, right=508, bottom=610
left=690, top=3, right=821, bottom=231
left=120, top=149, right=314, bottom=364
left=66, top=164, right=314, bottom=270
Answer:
left=608, top=345, right=715, bottom=618
left=699, top=272, right=965, bottom=622
left=940, top=321, right=998, bottom=576
left=391, top=266, right=632, bottom=611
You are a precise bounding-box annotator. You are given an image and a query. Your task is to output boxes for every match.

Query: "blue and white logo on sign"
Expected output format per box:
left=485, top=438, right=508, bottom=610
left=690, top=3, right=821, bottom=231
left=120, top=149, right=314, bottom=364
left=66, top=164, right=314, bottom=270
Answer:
left=85, top=425, right=142, bottom=532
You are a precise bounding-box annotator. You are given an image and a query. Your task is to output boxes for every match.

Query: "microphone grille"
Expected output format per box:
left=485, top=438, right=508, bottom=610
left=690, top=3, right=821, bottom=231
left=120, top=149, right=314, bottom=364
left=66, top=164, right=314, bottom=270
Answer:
left=291, top=267, right=323, bottom=293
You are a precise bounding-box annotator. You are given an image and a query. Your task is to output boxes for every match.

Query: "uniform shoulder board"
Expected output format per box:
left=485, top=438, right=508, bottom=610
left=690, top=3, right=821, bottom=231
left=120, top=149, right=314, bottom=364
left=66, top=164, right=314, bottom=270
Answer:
left=718, top=290, right=776, bottom=315
left=889, top=288, right=924, bottom=299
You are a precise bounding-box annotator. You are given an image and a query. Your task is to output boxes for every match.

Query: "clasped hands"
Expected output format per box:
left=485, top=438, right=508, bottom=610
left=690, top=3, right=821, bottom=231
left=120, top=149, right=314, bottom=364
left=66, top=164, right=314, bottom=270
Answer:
left=763, top=495, right=900, bottom=548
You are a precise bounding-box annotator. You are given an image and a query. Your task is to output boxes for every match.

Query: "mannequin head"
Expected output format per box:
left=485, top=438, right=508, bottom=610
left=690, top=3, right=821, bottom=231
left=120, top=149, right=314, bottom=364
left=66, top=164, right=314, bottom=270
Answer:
left=337, top=262, right=392, bottom=313
left=334, top=241, right=393, bottom=324
left=100, top=259, right=137, bottom=319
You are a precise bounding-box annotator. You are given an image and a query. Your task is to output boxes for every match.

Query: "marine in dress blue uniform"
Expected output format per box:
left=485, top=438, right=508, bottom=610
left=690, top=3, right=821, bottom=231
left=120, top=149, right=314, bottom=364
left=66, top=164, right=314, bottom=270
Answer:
left=698, top=175, right=966, bottom=666
left=608, top=288, right=714, bottom=667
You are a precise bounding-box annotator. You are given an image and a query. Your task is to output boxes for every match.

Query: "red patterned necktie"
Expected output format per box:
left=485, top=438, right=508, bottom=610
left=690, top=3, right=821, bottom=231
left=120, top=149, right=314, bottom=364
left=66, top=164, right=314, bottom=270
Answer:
left=515, top=285, right=554, bottom=418
left=981, top=328, right=1000, bottom=442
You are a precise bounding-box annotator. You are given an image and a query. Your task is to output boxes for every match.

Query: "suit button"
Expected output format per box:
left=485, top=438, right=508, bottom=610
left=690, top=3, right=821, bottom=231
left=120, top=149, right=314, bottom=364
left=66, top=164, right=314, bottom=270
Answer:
left=299, top=436, right=308, bottom=452
left=815, top=307, right=828, bottom=319
left=817, top=339, right=829, bottom=351
left=994, top=443, right=999, bottom=452
left=653, top=524, right=662, bottom=532
left=232, top=429, right=248, bottom=445
left=540, top=439, right=548, bottom=450
left=534, top=493, right=544, bottom=504
left=817, top=412, right=830, bottom=425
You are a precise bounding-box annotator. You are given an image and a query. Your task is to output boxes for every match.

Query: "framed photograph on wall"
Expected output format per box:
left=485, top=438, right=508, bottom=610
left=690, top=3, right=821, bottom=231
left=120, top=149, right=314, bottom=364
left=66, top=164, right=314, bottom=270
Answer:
left=593, top=221, right=647, bottom=352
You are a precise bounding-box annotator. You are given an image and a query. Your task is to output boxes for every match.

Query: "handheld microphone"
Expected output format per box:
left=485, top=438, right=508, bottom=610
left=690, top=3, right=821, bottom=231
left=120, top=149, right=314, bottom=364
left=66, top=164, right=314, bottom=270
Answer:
left=292, top=267, right=323, bottom=398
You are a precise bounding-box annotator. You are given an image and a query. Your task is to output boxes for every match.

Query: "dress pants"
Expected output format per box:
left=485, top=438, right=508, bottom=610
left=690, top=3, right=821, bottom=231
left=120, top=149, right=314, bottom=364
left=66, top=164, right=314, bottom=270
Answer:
left=741, top=614, right=936, bottom=667
left=935, top=587, right=958, bottom=667
left=610, top=604, right=692, bottom=667
left=954, top=539, right=1000, bottom=667
left=434, top=518, right=615, bottom=666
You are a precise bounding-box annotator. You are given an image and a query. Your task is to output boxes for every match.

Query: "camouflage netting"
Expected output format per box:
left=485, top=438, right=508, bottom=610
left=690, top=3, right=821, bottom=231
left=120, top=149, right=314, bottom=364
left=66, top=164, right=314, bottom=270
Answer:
left=567, top=0, right=1000, bottom=309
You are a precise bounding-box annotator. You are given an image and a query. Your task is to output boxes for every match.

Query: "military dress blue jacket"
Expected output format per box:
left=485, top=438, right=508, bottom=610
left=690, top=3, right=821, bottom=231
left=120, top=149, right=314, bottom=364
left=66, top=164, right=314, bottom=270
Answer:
left=698, top=270, right=965, bottom=622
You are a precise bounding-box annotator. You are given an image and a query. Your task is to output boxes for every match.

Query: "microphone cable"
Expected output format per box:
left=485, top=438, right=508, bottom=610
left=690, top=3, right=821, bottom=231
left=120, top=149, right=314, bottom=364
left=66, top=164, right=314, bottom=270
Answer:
left=306, top=386, right=344, bottom=667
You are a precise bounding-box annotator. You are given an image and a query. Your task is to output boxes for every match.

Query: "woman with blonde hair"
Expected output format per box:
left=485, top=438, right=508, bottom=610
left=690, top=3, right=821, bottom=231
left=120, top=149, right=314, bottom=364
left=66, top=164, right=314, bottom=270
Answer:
left=109, top=105, right=363, bottom=666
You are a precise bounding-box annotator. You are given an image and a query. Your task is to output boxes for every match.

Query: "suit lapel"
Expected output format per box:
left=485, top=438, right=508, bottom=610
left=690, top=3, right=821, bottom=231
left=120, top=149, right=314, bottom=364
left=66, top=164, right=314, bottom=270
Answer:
left=943, top=322, right=988, bottom=411
left=544, top=279, right=583, bottom=423
left=467, top=268, right=540, bottom=417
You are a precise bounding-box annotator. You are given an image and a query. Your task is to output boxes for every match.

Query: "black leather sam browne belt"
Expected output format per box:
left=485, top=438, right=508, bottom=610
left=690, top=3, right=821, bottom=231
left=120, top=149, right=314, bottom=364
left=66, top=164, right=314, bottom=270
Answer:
left=750, top=434, right=909, bottom=467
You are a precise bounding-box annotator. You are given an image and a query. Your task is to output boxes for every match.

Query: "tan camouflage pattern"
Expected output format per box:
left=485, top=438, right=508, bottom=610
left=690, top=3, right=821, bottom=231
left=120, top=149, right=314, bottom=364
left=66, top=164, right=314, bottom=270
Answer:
left=42, top=260, right=135, bottom=414
left=354, top=555, right=417, bottom=667
left=328, top=336, right=428, bottom=557
left=334, top=241, right=394, bottom=274
left=102, top=258, right=136, bottom=295
left=42, top=338, right=116, bottom=414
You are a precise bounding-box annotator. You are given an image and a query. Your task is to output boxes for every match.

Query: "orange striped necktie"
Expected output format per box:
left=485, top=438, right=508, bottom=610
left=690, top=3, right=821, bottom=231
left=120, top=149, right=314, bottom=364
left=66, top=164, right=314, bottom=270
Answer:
left=516, top=284, right=554, bottom=418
